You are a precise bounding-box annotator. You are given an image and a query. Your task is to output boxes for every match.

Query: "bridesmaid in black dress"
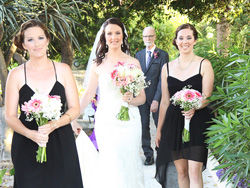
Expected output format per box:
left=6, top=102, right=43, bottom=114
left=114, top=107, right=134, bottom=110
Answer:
left=155, top=23, right=214, bottom=188
left=5, top=20, right=83, bottom=188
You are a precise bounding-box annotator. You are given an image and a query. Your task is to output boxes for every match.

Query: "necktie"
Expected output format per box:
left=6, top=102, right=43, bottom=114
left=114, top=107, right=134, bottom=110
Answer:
left=146, top=51, right=152, bottom=69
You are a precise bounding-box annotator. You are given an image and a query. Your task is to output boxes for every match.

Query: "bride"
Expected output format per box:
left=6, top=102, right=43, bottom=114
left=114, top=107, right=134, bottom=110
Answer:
left=72, top=17, right=145, bottom=188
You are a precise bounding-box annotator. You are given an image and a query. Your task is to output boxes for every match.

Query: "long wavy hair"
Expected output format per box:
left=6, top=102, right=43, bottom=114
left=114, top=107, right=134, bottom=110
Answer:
left=94, top=18, right=130, bottom=65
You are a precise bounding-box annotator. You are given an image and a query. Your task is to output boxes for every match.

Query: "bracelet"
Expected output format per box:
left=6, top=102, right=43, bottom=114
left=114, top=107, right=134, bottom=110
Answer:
left=50, top=121, right=57, bottom=128
left=65, top=113, right=72, bottom=123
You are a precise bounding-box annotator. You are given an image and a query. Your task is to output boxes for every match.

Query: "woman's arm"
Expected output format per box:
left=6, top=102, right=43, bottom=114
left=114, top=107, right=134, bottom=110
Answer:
left=123, top=58, right=146, bottom=106
left=200, top=59, right=214, bottom=109
left=122, top=89, right=146, bottom=106
left=71, top=62, right=98, bottom=134
left=156, top=64, right=170, bottom=147
left=79, top=62, right=99, bottom=114
left=5, top=68, right=48, bottom=145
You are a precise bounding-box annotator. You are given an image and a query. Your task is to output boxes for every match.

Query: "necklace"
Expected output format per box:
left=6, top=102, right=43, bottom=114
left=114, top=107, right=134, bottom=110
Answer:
left=178, top=55, right=195, bottom=70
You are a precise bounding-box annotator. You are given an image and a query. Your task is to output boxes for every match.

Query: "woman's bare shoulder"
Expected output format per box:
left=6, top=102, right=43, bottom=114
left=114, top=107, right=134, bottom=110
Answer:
left=168, top=58, right=177, bottom=68
left=126, top=55, right=140, bottom=66
left=8, top=64, right=25, bottom=78
left=7, top=64, right=26, bottom=89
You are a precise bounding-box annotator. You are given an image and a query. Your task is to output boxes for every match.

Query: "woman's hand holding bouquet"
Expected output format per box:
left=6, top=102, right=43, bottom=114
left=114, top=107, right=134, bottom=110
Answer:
left=111, top=62, right=150, bottom=121
left=22, top=91, right=62, bottom=163
left=170, top=85, right=204, bottom=142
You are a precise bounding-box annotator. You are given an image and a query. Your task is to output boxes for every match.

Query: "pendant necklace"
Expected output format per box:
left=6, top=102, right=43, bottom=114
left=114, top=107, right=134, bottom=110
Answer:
left=178, top=55, right=195, bottom=70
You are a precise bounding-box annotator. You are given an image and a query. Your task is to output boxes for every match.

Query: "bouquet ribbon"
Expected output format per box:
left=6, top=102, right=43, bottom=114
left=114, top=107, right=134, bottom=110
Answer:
left=183, top=117, right=190, bottom=143
left=182, top=108, right=191, bottom=143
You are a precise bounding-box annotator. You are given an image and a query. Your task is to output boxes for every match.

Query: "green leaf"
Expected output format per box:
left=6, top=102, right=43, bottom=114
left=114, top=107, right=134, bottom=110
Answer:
left=0, top=169, right=7, bottom=184
left=9, top=167, right=15, bottom=176
left=213, top=163, right=234, bottom=171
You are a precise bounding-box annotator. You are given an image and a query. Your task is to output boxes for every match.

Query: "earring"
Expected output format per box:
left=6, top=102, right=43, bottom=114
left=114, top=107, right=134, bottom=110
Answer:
left=46, top=47, right=50, bottom=57
left=23, top=50, right=27, bottom=57
left=106, top=44, right=108, bottom=49
left=121, top=44, right=124, bottom=48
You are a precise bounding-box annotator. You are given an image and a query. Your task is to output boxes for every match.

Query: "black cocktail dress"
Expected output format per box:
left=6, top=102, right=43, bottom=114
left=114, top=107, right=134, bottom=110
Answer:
left=11, top=62, right=83, bottom=188
left=156, top=59, right=212, bottom=187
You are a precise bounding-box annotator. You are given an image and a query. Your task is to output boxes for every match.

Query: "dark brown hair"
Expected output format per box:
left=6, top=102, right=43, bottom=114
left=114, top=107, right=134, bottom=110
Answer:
left=172, top=23, right=198, bottom=50
left=94, top=18, right=130, bottom=65
left=13, top=19, right=50, bottom=51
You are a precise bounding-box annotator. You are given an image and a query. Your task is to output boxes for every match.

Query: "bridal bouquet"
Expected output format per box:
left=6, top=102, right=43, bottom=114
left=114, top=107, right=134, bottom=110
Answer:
left=111, top=62, right=149, bottom=121
left=170, top=86, right=204, bottom=142
left=21, top=91, right=62, bottom=163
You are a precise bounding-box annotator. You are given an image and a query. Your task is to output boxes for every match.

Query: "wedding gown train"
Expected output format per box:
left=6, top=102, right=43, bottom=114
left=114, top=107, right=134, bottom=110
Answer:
left=76, top=72, right=144, bottom=188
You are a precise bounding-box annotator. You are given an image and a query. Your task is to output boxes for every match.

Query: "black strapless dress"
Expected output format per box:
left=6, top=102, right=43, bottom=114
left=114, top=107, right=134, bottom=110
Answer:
left=11, top=62, right=83, bottom=188
left=156, top=59, right=212, bottom=187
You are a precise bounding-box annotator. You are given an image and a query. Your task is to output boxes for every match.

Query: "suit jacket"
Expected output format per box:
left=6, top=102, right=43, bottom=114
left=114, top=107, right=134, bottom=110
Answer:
left=135, top=47, right=169, bottom=105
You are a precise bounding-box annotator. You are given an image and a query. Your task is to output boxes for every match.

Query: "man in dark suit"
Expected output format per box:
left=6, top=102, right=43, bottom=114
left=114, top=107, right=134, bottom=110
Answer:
left=135, top=26, right=169, bottom=165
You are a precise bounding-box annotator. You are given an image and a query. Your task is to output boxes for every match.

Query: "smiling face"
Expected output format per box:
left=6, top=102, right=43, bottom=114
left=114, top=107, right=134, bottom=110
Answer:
left=105, top=24, right=123, bottom=50
left=175, top=28, right=197, bottom=54
left=22, top=26, right=49, bottom=58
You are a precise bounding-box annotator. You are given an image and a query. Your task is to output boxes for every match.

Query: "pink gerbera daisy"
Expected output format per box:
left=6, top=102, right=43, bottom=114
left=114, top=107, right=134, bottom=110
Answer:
left=182, top=90, right=196, bottom=102
left=28, top=99, right=42, bottom=112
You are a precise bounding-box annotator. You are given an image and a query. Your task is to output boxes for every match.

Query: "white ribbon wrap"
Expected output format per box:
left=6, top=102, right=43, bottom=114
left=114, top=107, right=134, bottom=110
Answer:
left=184, top=118, right=190, bottom=131
left=38, top=143, right=47, bottom=147
left=121, top=101, right=129, bottom=107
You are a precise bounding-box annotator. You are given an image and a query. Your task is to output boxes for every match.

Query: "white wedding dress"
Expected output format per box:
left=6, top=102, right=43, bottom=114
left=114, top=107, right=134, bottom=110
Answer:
left=76, top=72, right=144, bottom=188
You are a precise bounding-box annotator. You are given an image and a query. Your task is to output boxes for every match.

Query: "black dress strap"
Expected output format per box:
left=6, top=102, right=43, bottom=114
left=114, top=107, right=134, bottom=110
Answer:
left=24, top=62, right=27, bottom=84
left=166, top=62, right=169, bottom=76
left=52, top=61, right=57, bottom=81
left=199, top=59, right=205, bottom=74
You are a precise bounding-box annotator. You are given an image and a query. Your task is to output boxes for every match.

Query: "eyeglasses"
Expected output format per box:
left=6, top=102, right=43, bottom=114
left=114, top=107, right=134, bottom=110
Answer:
left=143, top=35, right=155, bottom=38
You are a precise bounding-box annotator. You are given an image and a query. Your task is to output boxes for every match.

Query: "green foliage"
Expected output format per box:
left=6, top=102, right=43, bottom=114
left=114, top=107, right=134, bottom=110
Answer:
left=205, top=30, right=250, bottom=186
left=207, top=109, right=250, bottom=187
left=170, top=0, right=246, bottom=23
left=9, top=167, right=14, bottom=175
left=0, top=167, right=15, bottom=185
left=211, top=54, right=250, bottom=111
left=0, top=169, right=6, bottom=184
left=0, top=0, right=89, bottom=61
left=194, top=19, right=249, bottom=92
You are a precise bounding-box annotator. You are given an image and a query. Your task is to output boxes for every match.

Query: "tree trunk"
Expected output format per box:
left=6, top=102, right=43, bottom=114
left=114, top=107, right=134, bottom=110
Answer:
left=216, top=16, right=231, bottom=55
left=0, top=95, right=3, bottom=107
left=5, top=43, right=17, bottom=67
left=0, top=48, right=8, bottom=101
left=60, top=34, right=73, bottom=67
left=0, top=22, right=8, bottom=102
left=13, top=52, right=27, bottom=64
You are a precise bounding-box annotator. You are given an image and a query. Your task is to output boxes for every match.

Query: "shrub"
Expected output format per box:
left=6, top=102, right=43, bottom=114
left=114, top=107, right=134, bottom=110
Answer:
left=206, top=51, right=250, bottom=187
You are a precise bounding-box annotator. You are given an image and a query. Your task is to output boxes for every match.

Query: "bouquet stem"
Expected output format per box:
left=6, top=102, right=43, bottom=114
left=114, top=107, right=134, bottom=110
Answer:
left=116, top=102, right=130, bottom=121
left=36, top=146, right=47, bottom=163
left=182, top=118, right=190, bottom=143
left=36, top=118, right=48, bottom=163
